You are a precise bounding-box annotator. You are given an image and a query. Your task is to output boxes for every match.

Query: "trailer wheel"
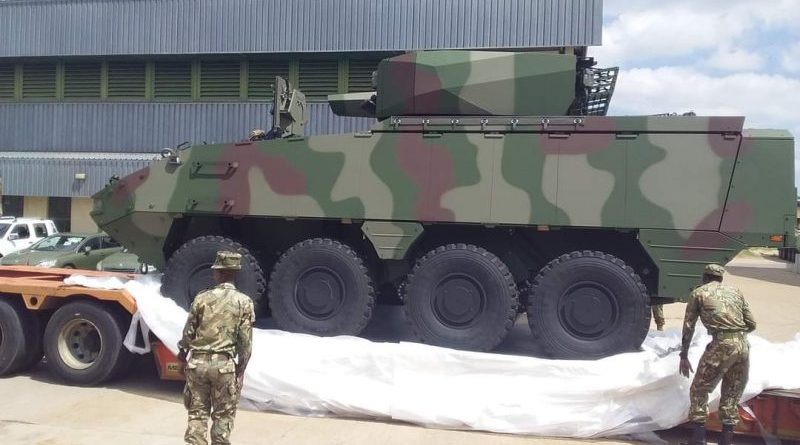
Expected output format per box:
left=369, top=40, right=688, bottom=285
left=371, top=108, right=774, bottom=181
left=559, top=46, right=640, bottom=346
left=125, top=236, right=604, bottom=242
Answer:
left=161, top=235, right=266, bottom=313
left=268, top=238, right=374, bottom=336
left=43, top=301, right=132, bottom=386
left=0, top=299, right=40, bottom=376
left=403, top=244, right=518, bottom=352
left=526, top=251, right=651, bottom=359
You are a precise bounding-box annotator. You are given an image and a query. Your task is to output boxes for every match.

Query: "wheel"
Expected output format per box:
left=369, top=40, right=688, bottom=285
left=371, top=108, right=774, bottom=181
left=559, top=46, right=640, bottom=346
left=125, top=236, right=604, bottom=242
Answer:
left=268, top=238, right=374, bottom=336
left=0, top=299, right=40, bottom=375
left=403, top=244, right=518, bottom=352
left=62, top=265, right=75, bottom=269
left=17, top=310, right=44, bottom=371
left=526, top=250, right=651, bottom=359
left=43, top=301, right=133, bottom=386
left=161, top=236, right=266, bottom=312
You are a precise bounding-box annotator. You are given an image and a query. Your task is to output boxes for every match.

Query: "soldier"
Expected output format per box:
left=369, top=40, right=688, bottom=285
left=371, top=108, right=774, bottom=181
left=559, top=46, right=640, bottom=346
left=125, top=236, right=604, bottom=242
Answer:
left=652, top=304, right=665, bottom=331
left=248, top=129, right=267, bottom=141
left=177, top=251, right=255, bottom=445
left=679, top=264, right=756, bottom=445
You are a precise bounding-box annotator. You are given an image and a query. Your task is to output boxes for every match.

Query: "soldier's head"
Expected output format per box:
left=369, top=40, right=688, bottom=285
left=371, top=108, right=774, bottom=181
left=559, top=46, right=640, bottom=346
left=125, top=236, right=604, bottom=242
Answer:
left=702, top=263, right=725, bottom=283
left=211, top=251, right=242, bottom=283
left=249, top=129, right=266, bottom=141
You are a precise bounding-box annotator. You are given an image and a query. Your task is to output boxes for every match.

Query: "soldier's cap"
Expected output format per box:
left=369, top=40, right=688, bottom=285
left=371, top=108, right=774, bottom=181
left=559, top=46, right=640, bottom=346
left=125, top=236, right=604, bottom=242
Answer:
left=211, top=251, right=242, bottom=270
left=704, top=263, right=725, bottom=277
left=249, top=129, right=266, bottom=138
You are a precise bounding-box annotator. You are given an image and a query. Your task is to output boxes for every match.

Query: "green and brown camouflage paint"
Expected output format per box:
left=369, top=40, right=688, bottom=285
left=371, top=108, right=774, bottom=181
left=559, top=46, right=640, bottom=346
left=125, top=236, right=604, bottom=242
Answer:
left=91, top=51, right=796, bottom=302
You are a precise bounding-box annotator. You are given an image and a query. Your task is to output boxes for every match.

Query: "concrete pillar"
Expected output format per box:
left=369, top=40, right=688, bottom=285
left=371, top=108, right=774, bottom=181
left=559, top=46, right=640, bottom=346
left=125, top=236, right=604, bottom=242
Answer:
left=70, top=198, right=98, bottom=233
left=22, top=197, right=48, bottom=218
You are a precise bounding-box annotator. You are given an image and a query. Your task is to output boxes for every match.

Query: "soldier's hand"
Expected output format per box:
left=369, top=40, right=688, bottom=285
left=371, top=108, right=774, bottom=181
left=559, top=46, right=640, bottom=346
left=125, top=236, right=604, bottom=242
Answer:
left=679, top=357, right=694, bottom=378
left=236, top=373, right=245, bottom=391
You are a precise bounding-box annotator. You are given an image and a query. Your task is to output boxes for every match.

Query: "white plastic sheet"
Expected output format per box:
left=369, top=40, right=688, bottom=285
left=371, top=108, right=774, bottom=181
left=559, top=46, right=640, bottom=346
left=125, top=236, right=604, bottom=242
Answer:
left=67, top=274, right=800, bottom=438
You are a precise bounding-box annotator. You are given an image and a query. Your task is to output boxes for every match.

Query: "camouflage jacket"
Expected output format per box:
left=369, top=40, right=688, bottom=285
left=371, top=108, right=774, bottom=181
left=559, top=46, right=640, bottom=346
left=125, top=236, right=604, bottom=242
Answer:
left=178, top=282, right=255, bottom=369
left=680, top=281, right=756, bottom=357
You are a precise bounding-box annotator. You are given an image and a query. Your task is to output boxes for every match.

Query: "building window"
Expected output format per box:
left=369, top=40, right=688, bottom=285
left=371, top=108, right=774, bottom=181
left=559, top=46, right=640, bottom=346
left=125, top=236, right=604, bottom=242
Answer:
left=108, top=62, right=146, bottom=98
left=348, top=58, right=381, bottom=92
left=154, top=61, right=192, bottom=99
left=248, top=59, right=290, bottom=99
left=298, top=59, right=339, bottom=100
left=1, top=195, right=23, bottom=216
left=0, top=63, right=14, bottom=100
left=22, top=63, right=57, bottom=99
left=64, top=62, right=102, bottom=98
left=200, top=60, right=241, bottom=99
left=48, top=197, right=71, bottom=232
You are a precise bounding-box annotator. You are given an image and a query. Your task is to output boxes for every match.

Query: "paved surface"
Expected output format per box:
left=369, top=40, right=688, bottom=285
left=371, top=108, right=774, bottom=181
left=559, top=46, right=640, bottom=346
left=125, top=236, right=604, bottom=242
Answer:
left=0, top=255, right=796, bottom=445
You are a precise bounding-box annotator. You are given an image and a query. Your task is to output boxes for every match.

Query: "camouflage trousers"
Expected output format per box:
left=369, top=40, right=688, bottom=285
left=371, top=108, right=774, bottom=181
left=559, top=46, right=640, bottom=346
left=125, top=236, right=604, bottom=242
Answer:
left=184, top=353, right=241, bottom=445
left=652, top=305, right=664, bottom=330
left=689, top=334, right=750, bottom=425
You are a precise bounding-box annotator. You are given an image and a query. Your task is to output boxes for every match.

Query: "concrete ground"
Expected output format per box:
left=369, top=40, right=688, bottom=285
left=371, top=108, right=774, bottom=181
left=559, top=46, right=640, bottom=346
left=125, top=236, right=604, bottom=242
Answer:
left=0, top=255, right=797, bottom=445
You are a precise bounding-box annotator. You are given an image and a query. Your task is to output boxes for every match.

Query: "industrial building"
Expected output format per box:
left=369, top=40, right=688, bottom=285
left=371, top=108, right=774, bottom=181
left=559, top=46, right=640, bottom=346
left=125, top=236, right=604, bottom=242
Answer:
left=0, top=0, right=602, bottom=231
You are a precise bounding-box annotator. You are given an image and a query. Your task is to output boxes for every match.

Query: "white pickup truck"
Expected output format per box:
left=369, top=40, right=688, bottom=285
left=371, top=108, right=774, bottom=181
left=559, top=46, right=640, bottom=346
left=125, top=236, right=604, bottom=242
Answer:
left=0, top=217, right=59, bottom=257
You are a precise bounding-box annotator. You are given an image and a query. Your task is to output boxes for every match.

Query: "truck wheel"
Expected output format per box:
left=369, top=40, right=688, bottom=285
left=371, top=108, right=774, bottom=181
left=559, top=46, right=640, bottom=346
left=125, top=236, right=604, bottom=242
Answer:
left=268, top=238, right=374, bottom=336
left=43, top=301, right=133, bottom=386
left=403, top=244, right=518, bottom=351
left=526, top=251, right=651, bottom=359
left=0, top=299, right=39, bottom=375
left=161, top=236, right=266, bottom=313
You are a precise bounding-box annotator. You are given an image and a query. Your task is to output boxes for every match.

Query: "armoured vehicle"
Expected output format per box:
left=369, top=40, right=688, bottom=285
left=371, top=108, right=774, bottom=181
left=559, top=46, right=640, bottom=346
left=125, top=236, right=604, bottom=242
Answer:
left=91, top=51, right=797, bottom=359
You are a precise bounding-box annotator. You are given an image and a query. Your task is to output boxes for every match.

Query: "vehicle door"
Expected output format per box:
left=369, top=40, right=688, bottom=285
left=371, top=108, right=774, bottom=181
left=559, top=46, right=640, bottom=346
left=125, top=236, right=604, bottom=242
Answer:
left=32, top=223, right=48, bottom=243
left=97, top=236, right=123, bottom=262
left=75, top=236, right=104, bottom=269
left=8, top=223, right=34, bottom=251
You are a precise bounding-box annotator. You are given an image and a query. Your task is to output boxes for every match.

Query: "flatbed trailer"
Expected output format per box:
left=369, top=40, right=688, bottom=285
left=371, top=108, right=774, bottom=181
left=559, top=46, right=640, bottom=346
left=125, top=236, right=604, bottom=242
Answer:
left=1, top=266, right=798, bottom=440
left=0, top=265, right=180, bottom=385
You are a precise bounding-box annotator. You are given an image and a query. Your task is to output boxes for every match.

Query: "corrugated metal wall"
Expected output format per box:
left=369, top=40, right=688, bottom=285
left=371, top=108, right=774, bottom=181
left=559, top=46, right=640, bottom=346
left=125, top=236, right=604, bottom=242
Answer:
left=0, top=102, right=375, bottom=152
left=0, top=156, right=155, bottom=197
left=0, top=0, right=602, bottom=57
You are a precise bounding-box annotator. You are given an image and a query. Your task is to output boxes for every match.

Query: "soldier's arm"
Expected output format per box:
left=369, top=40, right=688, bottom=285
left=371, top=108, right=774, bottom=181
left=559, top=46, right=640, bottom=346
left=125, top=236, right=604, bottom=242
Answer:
left=680, top=291, right=701, bottom=358
left=236, top=299, right=255, bottom=374
left=178, top=297, right=202, bottom=356
left=741, top=295, right=757, bottom=333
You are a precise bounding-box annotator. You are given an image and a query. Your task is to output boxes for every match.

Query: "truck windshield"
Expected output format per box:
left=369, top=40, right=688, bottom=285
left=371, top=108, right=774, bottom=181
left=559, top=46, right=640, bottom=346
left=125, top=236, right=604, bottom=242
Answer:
left=0, top=223, right=9, bottom=237
left=32, top=235, right=86, bottom=252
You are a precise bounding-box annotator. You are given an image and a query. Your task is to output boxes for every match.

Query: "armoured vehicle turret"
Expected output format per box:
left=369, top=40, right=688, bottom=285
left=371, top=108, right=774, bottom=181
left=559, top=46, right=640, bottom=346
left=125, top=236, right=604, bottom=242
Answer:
left=91, top=50, right=797, bottom=359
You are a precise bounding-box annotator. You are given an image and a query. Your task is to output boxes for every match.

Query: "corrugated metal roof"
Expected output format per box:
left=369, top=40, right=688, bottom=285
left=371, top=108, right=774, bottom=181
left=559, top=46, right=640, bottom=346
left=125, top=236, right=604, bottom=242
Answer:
left=0, top=156, right=153, bottom=197
left=0, top=0, right=602, bottom=57
left=0, top=151, right=159, bottom=160
left=0, top=102, right=375, bottom=152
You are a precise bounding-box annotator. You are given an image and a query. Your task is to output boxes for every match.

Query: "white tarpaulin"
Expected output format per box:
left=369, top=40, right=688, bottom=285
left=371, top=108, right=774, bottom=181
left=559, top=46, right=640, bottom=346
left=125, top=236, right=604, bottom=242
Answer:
left=69, top=274, right=800, bottom=438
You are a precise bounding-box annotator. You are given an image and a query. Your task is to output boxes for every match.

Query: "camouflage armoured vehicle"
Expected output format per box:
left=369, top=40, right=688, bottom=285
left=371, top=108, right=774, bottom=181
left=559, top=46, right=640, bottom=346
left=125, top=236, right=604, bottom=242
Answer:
left=91, top=51, right=797, bottom=358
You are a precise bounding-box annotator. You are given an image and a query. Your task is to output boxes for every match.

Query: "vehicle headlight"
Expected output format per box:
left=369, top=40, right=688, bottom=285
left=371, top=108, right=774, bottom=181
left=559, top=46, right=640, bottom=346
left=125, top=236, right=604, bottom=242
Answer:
left=96, top=262, right=103, bottom=271
left=37, top=259, right=57, bottom=268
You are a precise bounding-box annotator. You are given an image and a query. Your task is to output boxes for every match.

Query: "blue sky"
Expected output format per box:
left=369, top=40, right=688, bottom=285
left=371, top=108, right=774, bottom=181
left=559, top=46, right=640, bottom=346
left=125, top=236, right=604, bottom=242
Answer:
left=592, top=0, right=800, bottom=188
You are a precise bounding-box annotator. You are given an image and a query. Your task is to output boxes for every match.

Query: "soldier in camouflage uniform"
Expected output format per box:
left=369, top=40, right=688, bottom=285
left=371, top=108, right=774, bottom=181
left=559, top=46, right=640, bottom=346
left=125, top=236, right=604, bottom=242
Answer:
left=679, top=264, right=756, bottom=445
left=652, top=304, right=665, bottom=331
left=177, top=251, right=255, bottom=445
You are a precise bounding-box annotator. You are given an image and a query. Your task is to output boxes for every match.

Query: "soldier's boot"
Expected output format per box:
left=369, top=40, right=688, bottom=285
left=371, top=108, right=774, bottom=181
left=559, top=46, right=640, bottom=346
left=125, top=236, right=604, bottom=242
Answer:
left=719, top=424, right=734, bottom=445
left=682, top=422, right=706, bottom=445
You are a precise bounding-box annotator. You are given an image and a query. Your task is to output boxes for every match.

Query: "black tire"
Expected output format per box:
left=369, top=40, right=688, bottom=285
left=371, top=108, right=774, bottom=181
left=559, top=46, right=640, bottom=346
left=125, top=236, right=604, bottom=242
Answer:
left=268, top=238, right=374, bottom=336
left=0, top=298, right=39, bottom=376
left=17, top=310, right=44, bottom=372
left=403, top=244, right=518, bottom=352
left=526, top=250, right=651, bottom=359
left=43, top=301, right=133, bottom=386
left=161, top=235, right=266, bottom=312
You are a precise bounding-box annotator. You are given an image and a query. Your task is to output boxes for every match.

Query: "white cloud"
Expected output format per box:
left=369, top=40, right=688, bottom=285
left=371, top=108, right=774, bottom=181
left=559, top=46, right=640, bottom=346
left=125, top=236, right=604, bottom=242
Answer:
left=706, top=47, right=765, bottom=72
left=608, top=67, right=800, bottom=186
left=595, top=0, right=800, bottom=69
left=781, top=42, right=800, bottom=73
